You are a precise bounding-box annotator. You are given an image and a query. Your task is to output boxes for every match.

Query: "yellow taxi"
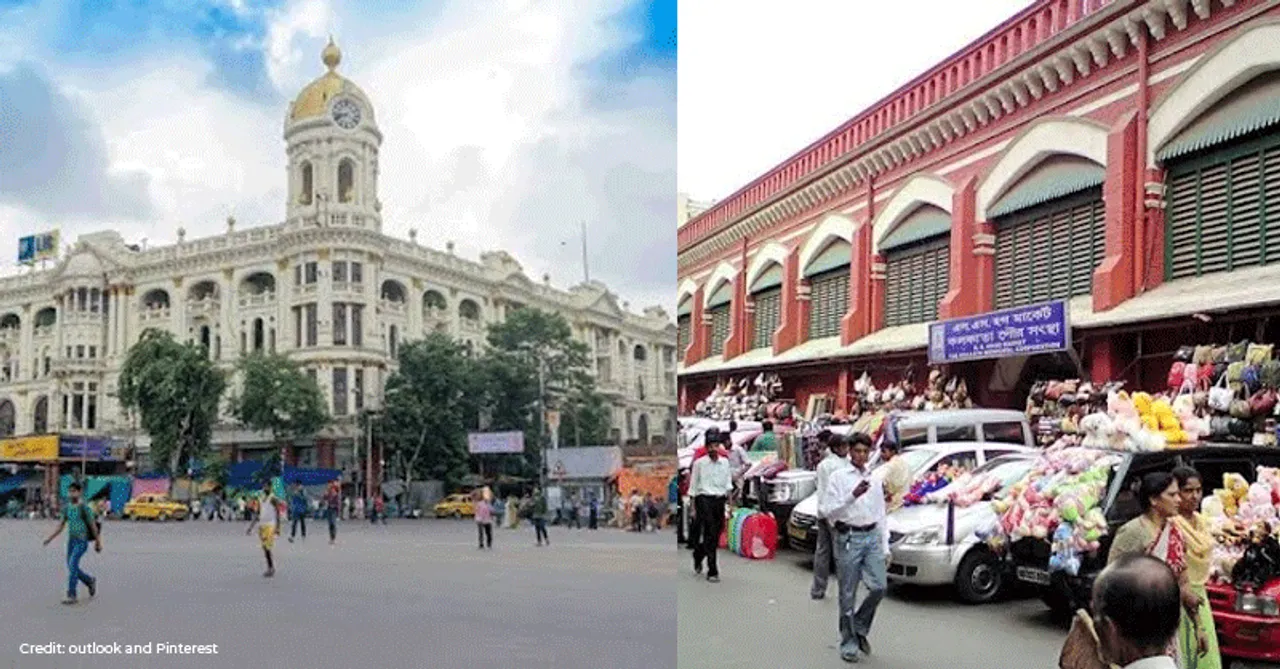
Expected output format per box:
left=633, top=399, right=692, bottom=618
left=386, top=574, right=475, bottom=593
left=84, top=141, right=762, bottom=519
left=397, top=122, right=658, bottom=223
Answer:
left=123, top=494, right=189, bottom=521
left=433, top=494, right=474, bottom=518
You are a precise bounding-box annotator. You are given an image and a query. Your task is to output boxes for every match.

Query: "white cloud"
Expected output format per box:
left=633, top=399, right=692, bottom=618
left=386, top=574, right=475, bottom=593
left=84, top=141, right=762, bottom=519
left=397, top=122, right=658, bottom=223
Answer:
left=0, top=0, right=674, bottom=312
left=678, top=0, right=1032, bottom=202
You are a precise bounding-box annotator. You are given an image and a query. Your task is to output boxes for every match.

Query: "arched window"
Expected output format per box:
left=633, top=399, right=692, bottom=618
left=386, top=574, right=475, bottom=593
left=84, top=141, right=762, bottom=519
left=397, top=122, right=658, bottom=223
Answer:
left=0, top=399, right=14, bottom=438
left=338, top=159, right=355, bottom=203
left=300, top=162, right=314, bottom=205
left=459, top=299, right=481, bottom=321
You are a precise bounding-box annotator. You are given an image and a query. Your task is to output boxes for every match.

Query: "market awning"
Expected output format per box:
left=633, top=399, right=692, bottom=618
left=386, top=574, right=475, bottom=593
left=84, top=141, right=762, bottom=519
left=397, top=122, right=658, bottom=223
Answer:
left=987, top=154, right=1105, bottom=220
left=1157, top=70, right=1280, bottom=162
left=1073, top=263, right=1280, bottom=330
left=678, top=323, right=931, bottom=377
left=879, top=205, right=951, bottom=253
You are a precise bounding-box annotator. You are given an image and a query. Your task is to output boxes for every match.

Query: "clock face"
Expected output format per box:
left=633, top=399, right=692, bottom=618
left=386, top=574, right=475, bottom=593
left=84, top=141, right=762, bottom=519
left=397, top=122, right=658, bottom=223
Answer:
left=331, top=98, right=361, bottom=130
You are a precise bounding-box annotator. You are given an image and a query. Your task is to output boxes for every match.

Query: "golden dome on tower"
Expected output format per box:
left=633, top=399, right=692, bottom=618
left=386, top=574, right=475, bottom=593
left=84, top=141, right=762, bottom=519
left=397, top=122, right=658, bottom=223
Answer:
left=287, top=36, right=375, bottom=124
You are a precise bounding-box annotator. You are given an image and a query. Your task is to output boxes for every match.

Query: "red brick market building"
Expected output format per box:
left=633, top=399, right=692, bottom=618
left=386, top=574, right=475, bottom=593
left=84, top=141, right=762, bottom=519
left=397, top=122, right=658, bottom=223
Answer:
left=678, top=0, right=1280, bottom=415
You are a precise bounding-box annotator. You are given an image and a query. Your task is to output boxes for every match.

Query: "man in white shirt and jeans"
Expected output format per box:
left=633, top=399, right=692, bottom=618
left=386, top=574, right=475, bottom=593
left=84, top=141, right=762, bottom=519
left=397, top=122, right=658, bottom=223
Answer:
left=810, top=431, right=849, bottom=600
left=689, top=431, right=733, bottom=582
left=818, top=433, right=889, bottom=663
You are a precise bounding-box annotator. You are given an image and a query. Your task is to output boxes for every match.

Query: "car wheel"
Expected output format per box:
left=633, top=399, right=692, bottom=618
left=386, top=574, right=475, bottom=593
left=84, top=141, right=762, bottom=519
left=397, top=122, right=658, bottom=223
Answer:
left=158, top=513, right=169, bottom=522
left=453, top=511, right=461, bottom=519
left=954, top=550, right=1003, bottom=604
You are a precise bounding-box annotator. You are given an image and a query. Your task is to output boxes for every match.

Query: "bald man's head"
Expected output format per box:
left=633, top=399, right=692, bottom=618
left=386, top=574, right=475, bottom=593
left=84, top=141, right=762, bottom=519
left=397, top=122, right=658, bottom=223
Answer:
left=1092, top=555, right=1181, bottom=659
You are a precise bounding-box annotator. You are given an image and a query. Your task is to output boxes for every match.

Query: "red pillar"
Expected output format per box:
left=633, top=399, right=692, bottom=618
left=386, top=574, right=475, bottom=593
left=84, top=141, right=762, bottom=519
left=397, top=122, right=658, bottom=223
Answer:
left=796, top=279, right=812, bottom=345
left=1094, top=111, right=1139, bottom=312
left=870, top=254, right=886, bottom=332
left=940, top=176, right=982, bottom=318
left=840, top=222, right=873, bottom=345
left=773, top=245, right=801, bottom=354
left=684, top=285, right=708, bottom=365
left=1144, top=167, right=1168, bottom=289
left=1089, top=337, right=1120, bottom=385
left=723, top=273, right=749, bottom=360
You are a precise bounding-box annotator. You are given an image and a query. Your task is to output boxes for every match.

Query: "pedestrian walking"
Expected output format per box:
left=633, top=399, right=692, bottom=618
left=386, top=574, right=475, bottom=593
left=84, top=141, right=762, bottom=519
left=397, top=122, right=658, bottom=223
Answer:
left=531, top=487, right=550, bottom=546
left=818, top=433, right=888, bottom=663
left=373, top=496, right=386, bottom=524
left=565, top=496, right=581, bottom=529
left=506, top=496, right=520, bottom=529
left=354, top=496, right=364, bottom=521
left=689, top=431, right=732, bottom=582
left=475, top=496, right=494, bottom=549
left=811, top=431, right=850, bottom=600
left=588, top=496, right=598, bottom=530
left=288, top=483, right=308, bottom=543
left=245, top=480, right=282, bottom=578
left=42, top=481, right=101, bottom=605
left=323, top=482, right=340, bottom=545
left=646, top=494, right=660, bottom=532
left=629, top=489, right=644, bottom=532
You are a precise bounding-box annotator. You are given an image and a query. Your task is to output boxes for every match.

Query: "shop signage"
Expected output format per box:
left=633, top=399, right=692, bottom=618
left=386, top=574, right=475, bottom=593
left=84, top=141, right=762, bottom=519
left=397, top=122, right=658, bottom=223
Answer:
left=58, top=436, right=120, bottom=461
left=928, top=300, right=1070, bottom=365
left=467, top=431, right=525, bottom=454
left=0, top=435, right=59, bottom=461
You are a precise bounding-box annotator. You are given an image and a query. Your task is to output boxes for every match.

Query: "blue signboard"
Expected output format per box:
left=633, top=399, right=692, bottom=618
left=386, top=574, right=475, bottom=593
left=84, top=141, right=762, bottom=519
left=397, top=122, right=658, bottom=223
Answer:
left=928, top=300, right=1071, bottom=365
left=58, top=436, right=120, bottom=461
left=17, top=231, right=59, bottom=264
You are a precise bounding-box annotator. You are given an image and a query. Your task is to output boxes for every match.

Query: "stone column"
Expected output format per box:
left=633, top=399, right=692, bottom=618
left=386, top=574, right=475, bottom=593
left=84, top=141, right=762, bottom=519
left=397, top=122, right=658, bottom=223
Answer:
left=939, top=176, right=982, bottom=319
left=170, top=279, right=184, bottom=340
left=20, top=303, right=33, bottom=380
left=723, top=272, right=748, bottom=360
left=870, top=254, right=886, bottom=332
left=684, top=285, right=708, bottom=365
left=222, top=269, right=236, bottom=361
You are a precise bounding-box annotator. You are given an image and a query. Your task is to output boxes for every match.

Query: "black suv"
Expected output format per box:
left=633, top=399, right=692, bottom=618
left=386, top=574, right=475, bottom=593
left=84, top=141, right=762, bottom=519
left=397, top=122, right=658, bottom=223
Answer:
left=1007, top=444, right=1280, bottom=618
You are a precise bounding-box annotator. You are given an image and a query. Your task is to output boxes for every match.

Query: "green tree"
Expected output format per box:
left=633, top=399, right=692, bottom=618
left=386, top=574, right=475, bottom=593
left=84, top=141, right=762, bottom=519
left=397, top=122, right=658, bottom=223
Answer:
left=482, top=308, right=609, bottom=475
left=118, top=329, right=227, bottom=475
left=381, top=334, right=476, bottom=492
left=202, top=455, right=230, bottom=491
left=229, top=352, right=327, bottom=451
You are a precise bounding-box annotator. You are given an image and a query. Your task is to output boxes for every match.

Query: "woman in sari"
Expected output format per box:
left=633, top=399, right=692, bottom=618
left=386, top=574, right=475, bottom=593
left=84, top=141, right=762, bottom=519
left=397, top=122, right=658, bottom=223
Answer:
left=1170, top=467, right=1221, bottom=669
left=1106, top=471, right=1208, bottom=668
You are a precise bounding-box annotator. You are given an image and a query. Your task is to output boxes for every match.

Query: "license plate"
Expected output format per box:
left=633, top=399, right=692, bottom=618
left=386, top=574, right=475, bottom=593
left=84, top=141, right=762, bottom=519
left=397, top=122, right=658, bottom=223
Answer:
left=788, top=525, right=807, bottom=540
left=1016, top=567, right=1051, bottom=586
left=1236, top=625, right=1261, bottom=641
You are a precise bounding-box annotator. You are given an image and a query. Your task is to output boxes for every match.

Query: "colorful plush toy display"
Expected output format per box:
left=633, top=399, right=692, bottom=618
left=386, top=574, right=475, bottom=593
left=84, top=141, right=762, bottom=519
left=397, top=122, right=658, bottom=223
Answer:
left=989, top=442, right=1120, bottom=568
left=903, top=463, right=970, bottom=506
left=922, top=470, right=1005, bottom=508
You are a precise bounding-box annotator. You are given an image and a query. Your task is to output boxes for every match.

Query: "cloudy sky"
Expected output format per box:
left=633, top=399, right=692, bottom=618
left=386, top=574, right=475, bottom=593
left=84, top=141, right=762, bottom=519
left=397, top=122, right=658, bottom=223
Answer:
left=679, top=0, right=1032, bottom=203
left=0, top=0, right=675, bottom=311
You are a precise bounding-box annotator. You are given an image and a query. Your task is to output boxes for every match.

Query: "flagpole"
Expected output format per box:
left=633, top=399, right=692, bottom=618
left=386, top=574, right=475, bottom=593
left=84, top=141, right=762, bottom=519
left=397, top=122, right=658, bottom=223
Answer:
left=581, top=221, right=589, bottom=283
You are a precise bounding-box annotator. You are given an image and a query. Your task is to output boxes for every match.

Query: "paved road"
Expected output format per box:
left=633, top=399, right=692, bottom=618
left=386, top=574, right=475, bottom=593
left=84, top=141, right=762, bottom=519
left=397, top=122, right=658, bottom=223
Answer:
left=0, top=518, right=674, bottom=669
left=677, top=546, right=1070, bottom=669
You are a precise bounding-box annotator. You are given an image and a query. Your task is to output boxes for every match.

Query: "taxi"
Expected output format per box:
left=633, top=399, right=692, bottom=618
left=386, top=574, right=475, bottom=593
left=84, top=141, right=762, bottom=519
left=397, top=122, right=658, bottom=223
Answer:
left=433, top=494, right=475, bottom=518
left=123, top=494, right=189, bottom=521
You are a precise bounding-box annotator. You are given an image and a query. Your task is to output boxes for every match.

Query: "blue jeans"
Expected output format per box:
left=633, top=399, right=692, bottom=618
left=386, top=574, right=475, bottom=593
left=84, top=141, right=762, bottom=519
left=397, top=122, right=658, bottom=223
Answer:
left=834, top=527, right=887, bottom=659
left=66, top=538, right=94, bottom=599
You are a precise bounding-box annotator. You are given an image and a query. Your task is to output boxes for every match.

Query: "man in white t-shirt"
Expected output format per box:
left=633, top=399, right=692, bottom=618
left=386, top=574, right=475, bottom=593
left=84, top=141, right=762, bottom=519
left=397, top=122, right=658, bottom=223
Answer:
left=245, top=480, right=282, bottom=578
left=689, top=432, right=733, bottom=582
left=810, top=431, right=849, bottom=600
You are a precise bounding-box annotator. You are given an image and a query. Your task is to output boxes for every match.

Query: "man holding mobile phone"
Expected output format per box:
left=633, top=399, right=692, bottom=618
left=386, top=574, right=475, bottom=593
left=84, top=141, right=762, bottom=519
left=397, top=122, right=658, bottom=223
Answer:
left=818, top=433, right=889, bottom=664
left=689, top=429, right=732, bottom=582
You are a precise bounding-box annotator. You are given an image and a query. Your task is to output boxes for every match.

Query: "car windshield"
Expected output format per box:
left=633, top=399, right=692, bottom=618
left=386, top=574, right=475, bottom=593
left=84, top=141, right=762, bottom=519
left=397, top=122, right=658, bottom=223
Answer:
left=930, top=456, right=1033, bottom=499
left=898, top=448, right=938, bottom=476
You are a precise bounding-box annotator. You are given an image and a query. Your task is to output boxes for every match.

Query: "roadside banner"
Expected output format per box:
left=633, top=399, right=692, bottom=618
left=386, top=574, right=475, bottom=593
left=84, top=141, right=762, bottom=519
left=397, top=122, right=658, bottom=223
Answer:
left=467, top=431, right=525, bottom=454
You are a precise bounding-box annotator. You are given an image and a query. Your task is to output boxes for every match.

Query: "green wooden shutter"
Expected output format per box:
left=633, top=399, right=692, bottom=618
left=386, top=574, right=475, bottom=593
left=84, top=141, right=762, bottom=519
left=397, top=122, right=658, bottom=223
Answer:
left=751, top=288, right=782, bottom=350
left=1166, top=132, right=1280, bottom=280
left=677, top=314, right=690, bottom=354
left=993, top=189, right=1103, bottom=309
left=808, top=268, right=849, bottom=339
left=884, top=237, right=949, bottom=327
left=708, top=305, right=730, bottom=355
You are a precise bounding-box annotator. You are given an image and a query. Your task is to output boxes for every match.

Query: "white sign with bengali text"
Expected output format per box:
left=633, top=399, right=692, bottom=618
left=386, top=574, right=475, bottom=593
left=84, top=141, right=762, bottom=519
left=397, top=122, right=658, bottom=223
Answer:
left=467, top=431, right=525, bottom=454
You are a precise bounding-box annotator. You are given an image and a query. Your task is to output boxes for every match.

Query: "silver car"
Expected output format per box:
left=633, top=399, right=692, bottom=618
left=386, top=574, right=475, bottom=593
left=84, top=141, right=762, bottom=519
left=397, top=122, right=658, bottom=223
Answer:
left=886, top=454, right=1035, bottom=604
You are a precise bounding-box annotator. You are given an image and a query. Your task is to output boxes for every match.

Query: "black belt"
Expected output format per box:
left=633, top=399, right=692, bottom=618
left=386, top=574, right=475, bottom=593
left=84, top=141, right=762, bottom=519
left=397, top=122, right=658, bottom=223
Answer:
left=833, top=522, right=876, bottom=533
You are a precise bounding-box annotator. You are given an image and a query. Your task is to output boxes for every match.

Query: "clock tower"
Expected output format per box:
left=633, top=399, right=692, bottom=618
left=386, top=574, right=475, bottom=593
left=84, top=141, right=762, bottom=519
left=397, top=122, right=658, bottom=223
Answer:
left=283, top=37, right=383, bottom=231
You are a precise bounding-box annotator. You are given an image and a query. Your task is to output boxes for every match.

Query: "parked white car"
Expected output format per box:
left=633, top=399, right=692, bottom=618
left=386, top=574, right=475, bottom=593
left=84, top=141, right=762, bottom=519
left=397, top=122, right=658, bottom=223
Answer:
left=786, top=441, right=1034, bottom=553
left=885, top=454, right=1035, bottom=603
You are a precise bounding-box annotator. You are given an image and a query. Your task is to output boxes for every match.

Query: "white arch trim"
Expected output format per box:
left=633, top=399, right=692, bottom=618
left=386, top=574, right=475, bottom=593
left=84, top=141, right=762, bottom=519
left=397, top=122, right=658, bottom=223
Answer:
left=744, top=242, right=790, bottom=291
left=676, top=279, right=698, bottom=310
left=702, top=262, right=739, bottom=308
left=797, top=214, right=855, bottom=275
left=871, top=174, right=954, bottom=256
left=976, top=117, right=1109, bottom=220
left=1148, top=20, right=1280, bottom=165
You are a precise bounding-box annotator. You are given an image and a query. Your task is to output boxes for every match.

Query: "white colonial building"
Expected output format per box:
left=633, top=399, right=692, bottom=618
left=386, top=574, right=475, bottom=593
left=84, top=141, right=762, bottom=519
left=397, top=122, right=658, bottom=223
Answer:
left=0, top=40, right=676, bottom=474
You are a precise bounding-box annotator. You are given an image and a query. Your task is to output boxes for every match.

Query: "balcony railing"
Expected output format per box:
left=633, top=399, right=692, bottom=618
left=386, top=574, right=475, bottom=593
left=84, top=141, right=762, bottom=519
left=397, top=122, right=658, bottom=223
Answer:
left=238, top=292, right=276, bottom=308
left=380, top=299, right=407, bottom=316
left=460, top=318, right=484, bottom=334
left=187, top=296, right=220, bottom=316
left=33, top=325, right=54, bottom=339
left=140, top=307, right=171, bottom=322
left=333, top=281, right=364, bottom=296
left=677, top=0, right=1118, bottom=251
